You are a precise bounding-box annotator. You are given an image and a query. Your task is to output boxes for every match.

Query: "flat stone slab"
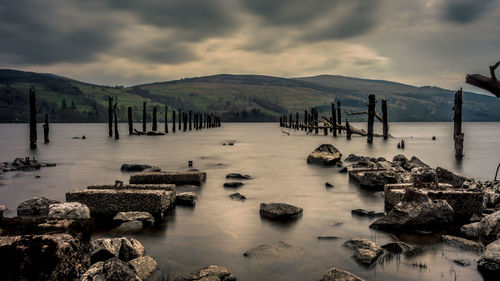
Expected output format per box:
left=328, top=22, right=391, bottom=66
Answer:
left=88, top=184, right=175, bottom=191
left=66, top=189, right=175, bottom=219
left=243, top=241, right=297, bottom=258
left=130, top=171, right=206, bottom=186
left=260, top=203, right=303, bottom=220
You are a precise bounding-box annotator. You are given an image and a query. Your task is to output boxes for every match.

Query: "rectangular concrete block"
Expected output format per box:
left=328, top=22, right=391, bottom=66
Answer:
left=87, top=184, right=175, bottom=191
left=66, top=189, right=175, bottom=218
left=129, top=171, right=206, bottom=186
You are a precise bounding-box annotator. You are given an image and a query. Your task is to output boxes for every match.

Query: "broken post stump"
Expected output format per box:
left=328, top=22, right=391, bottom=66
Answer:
left=142, top=102, right=147, bottom=132
left=382, top=100, right=388, bottom=140
left=164, top=106, right=168, bottom=133
left=189, top=110, right=192, bottom=131
left=183, top=112, right=187, bottom=132
left=43, top=113, right=49, bottom=143
left=152, top=106, right=157, bottom=131
left=172, top=110, right=176, bottom=133
left=29, top=88, right=37, bottom=149
left=337, top=101, right=342, bottom=134
left=453, top=89, right=464, bottom=159
left=108, top=96, right=113, bottom=137
left=128, top=107, right=133, bottom=135
left=346, top=120, right=352, bottom=140
left=113, top=103, right=119, bottom=140
left=178, top=109, right=182, bottom=131
left=332, top=103, right=337, bottom=137
left=367, top=95, right=375, bottom=143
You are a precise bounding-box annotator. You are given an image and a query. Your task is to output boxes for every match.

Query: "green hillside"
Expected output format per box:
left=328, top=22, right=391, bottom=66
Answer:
left=1, top=69, right=499, bottom=122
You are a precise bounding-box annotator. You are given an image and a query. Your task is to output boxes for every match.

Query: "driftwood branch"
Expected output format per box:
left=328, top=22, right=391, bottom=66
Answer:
left=466, top=61, right=500, bottom=97
left=320, top=116, right=389, bottom=138
left=344, top=109, right=383, bottom=123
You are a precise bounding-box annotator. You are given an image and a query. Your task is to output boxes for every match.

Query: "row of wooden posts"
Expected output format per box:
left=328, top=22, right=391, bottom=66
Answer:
left=108, top=96, right=221, bottom=139
left=279, top=95, right=389, bottom=143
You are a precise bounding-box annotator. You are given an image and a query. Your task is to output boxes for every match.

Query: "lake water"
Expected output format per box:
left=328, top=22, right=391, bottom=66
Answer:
left=1, top=122, right=499, bottom=281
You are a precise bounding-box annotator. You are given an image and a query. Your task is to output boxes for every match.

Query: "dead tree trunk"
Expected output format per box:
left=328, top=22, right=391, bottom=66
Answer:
left=165, top=106, right=168, bottom=133
left=43, top=113, right=49, bottom=143
left=337, top=101, right=342, bottom=134
left=382, top=100, right=388, bottom=140
left=367, top=95, right=375, bottom=143
left=29, top=88, right=37, bottom=149
left=453, top=89, right=464, bottom=159
left=114, top=103, right=119, bottom=140
left=465, top=61, right=500, bottom=97
left=108, top=96, right=113, bottom=137
left=128, top=107, right=133, bottom=135
left=142, top=102, right=147, bottom=132
left=332, top=103, right=337, bottom=137
left=152, top=106, right=157, bottom=131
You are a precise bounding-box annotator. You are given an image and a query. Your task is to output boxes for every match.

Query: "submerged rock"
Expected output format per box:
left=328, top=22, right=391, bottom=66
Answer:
left=80, top=258, right=141, bottom=281
left=453, top=259, right=471, bottom=266
left=319, top=268, right=365, bottom=281
left=121, top=164, right=160, bottom=172
left=351, top=209, right=384, bottom=218
left=479, top=210, right=500, bottom=245
left=48, top=202, right=90, bottom=219
left=243, top=241, right=295, bottom=258
left=172, top=265, right=236, bottom=281
left=226, top=173, right=251, bottom=180
left=176, top=192, right=198, bottom=206
left=306, top=144, right=342, bottom=166
left=343, top=239, right=384, bottom=267
left=259, top=203, right=303, bottom=220
left=223, top=182, right=244, bottom=188
left=441, top=235, right=483, bottom=252
left=17, top=196, right=61, bottom=217
left=229, top=193, right=246, bottom=200
left=113, top=211, right=155, bottom=227
left=477, top=239, right=500, bottom=275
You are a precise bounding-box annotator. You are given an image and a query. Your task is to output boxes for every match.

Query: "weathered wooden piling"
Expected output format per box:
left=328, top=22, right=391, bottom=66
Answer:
left=346, top=120, right=352, bottom=140
left=453, top=89, right=464, bottom=159
left=382, top=100, right=388, bottom=140
left=152, top=106, right=157, bottom=131
left=314, top=108, right=319, bottom=135
left=280, top=116, right=283, bottom=127
left=29, top=88, right=37, bottom=149
left=367, top=95, right=375, bottom=143
left=188, top=111, right=192, bottom=130
left=332, top=103, right=337, bottom=137
left=183, top=112, right=187, bottom=132
left=113, top=103, right=119, bottom=140
left=178, top=109, right=182, bottom=131
left=43, top=113, right=49, bottom=143
left=128, top=107, right=133, bottom=135
left=164, top=106, right=168, bottom=133
left=142, top=102, right=147, bottom=132
left=172, top=110, right=176, bottom=133
left=337, top=101, right=342, bottom=134
left=108, top=96, right=113, bottom=137
left=296, top=112, right=299, bottom=129
left=195, top=113, right=199, bottom=130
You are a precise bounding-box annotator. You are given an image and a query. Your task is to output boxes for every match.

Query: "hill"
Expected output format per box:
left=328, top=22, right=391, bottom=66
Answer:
left=1, top=69, right=499, bottom=122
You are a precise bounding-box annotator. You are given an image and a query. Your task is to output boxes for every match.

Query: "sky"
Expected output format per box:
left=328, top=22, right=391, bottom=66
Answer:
left=1, top=0, right=499, bottom=91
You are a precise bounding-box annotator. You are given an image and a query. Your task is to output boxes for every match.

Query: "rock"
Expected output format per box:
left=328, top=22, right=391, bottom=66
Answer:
left=113, top=211, right=155, bottom=227
left=319, top=268, right=365, bottom=281
left=121, top=164, right=160, bottom=172
left=345, top=154, right=372, bottom=163
left=228, top=193, right=246, bottom=200
left=408, top=156, right=429, bottom=168
left=226, top=173, right=251, bottom=180
left=306, top=144, right=342, bottom=166
left=120, top=238, right=145, bottom=262
left=222, top=140, right=235, bottom=146
left=370, top=189, right=454, bottom=230
left=338, top=167, right=348, bottom=173
left=127, top=255, right=159, bottom=281
left=17, top=196, right=61, bottom=217
left=392, top=154, right=409, bottom=166
left=111, top=221, right=144, bottom=235
left=411, top=167, right=437, bottom=188
left=381, top=242, right=405, bottom=254
left=243, top=241, right=294, bottom=258
left=343, top=239, right=383, bottom=267
left=173, top=265, right=236, bottom=281
left=146, top=131, right=165, bottom=136
left=0, top=205, right=5, bottom=218
left=176, top=192, right=197, bottom=206
left=90, top=237, right=144, bottom=264
left=349, top=169, right=399, bottom=191
left=351, top=209, right=384, bottom=218
left=436, top=167, right=469, bottom=188
left=80, top=258, right=141, bottom=281
left=259, top=203, right=303, bottom=220
left=462, top=180, right=500, bottom=210
left=0, top=234, right=89, bottom=281
left=461, top=222, right=480, bottom=239
left=317, top=236, right=340, bottom=240
left=453, top=259, right=471, bottom=266
left=223, top=182, right=244, bottom=188
left=325, top=182, right=334, bottom=188
left=479, top=210, right=500, bottom=244
left=130, top=171, right=206, bottom=186
left=441, top=235, right=483, bottom=252
left=48, top=202, right=91, bottom=219
left=477, top=239, right=500, bottom=275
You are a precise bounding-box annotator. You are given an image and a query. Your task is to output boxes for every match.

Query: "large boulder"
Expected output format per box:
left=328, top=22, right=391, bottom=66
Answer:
left=349, top=170, right=399, bottom=191
left=80, top=258, right=141, bottom=281
left=319, top=268, right=365, bottom=281
left=436, top=167, right=469, bottom=188
left=90, top=237, right=144, bottom=264
left=259, top=203, right=303, bottom=220
left=113, top=211, right=155, bottom=227
left=173, top=265, right=236, bottom=281
left=479, top=211, right=500, bottom=244
left=477, top=239, right=500, bottom=276
left=306, top=144, right=342, bottom=166
left=0, top=234, right=89, bottom=281
left=48, top=202, right=90, bottom=219
left=343, top=239, right=383, bottom=267
left=127, top=255, right=159, bottom=281
left=17, top=196, right=60, bottom=217
left=370, top=189, right=454, bottom=230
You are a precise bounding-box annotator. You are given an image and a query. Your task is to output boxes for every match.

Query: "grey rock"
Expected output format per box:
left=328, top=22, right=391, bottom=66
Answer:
left=477, top=239, right=500, bottom=275
left=127, top=255, right=158, bottom=281
left=381, top=242, right=405, bottom=254
left=229, top=193, right=246, bottom=200
left=120, top=238, right=145, bottom=262
left=306, top=144, right=342, bottom=166
left=226, top=173, right=251, bottom=180
left=325, top=182, right=334, bottom=188
left=176, top=192, right=197, bottom=206
left=343, top=239, right=383, bottom=267
left=0, top=205, right=5, bottom=218
left=223, top=182, right=244, bottom=188
left=461, top=222, right=480, bottom=239
left=349, top=170, right=399, bottom=191
left=479, top=210, right=500, bottom=244
left=453, top=259, right=471, bottom=266
left=319, top=268, right=365, bottom=281
left=345, top=154, right=372, bottom=163
left=113, top=211, right=155, bottom=227
left=392, top=154, right=409, bottom=166
left=48, top=202, right=90, bottom=219
left=259, top=203, right=303, bottom=220
left=90, top=237, right=144, bottom=264
left=410, top=167, right=437, bottom=188
left=80, top=258, right=141, bottom=281
left=351, top=209, right=384, bottom=218
left=441, top=235, right=483, bottom=252
left=338, top=166, right=348, bottom=173
left=121, top=164, right=160, bottom=172
left=436, top=166, right=469, bottom=188
left=17, top=196, right=61, bottom=217
left=243, top=241, right=295, bottom=258
left=173, top=265, right=236, bottom=281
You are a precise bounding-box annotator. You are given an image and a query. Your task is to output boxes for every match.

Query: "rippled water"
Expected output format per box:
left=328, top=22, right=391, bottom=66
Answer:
left=1, top=122, right=499, bottom=281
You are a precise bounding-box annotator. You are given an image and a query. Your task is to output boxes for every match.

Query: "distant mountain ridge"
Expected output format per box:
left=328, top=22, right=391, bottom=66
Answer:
left=1, top=69, right=499, bottom=122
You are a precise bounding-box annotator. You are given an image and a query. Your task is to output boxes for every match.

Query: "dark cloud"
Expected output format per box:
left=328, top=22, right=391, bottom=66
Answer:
left=441, top=0, right=494, bottom=24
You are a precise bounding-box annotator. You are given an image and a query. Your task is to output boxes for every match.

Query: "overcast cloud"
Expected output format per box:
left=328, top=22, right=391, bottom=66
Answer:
left=1, top=0, right=499, bottom=91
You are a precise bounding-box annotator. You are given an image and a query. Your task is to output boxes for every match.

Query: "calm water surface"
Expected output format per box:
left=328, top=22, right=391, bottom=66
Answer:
left=1, top=122, right=499, bottom=281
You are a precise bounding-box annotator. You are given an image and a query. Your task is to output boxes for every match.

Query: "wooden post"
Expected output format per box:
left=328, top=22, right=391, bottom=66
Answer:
left=178, top=109, right=182, bottom=131
left=142, top=102, right=147, bottom=132
left=43, top=113, right=49, bottom=143
left=114, top=103, right=119, bottom=140
left=172, top=110, right=176, bottom=133
left=29, top=88, right=37, bottom=149
left=108, top=96, right=113, bottom=137
left=280, top=116, right=283, bottom=127
left=332, top=103, right=337, bottom=137
left=346, top=119, right=352, bottom=140
left=152, top=106, right=157, bottom=131
left=367, top=95, right=375, bottom=143
left=296, top=112, right=299, bottom=129
left=337, top=101, right=342, bottom=134
left=165, top=106, right=169, bottom=133
left=314, top=108, right=319, bottom=135
left=183, top=112, right=187, bottom=132
left=128, top=107, right=133, bottom=135
left=189, top=110, right=192, bottom=131
left=453, top=89, right=464, bottom=159
left=382, top=100, right=388, bottom=140
left=195, top=113, right=198, bottom=130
